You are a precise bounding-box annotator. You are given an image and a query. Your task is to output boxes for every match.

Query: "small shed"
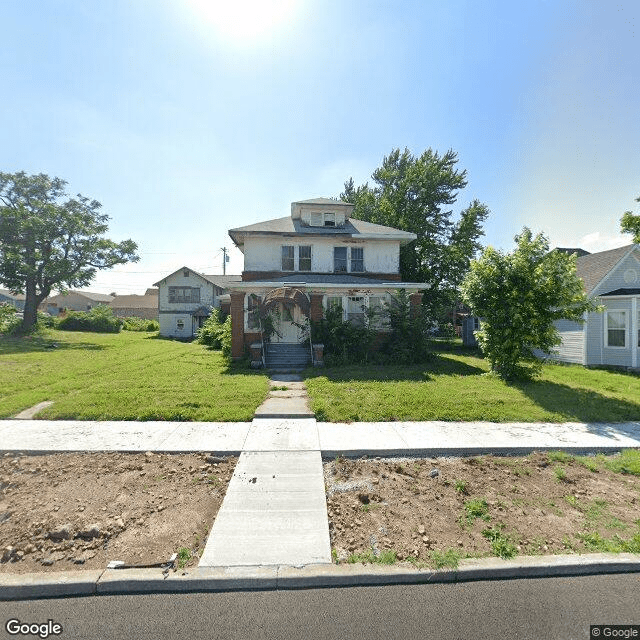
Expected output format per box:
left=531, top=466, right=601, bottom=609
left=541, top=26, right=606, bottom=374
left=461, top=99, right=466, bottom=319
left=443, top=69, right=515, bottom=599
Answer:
left=462, top=316, right=480, bottom=347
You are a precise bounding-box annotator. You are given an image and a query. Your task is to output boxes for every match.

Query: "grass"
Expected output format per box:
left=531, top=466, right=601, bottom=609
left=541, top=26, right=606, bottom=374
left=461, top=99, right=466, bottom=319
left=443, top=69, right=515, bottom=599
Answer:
left=0, top=329, right=269, bottom=421
left=459, top=498, right=490, bottom=527
left=481, top=525, right=518, bottom=559
left=304, top=343, right=640, bottom=422
left=177, top=547, right=191, bottom=569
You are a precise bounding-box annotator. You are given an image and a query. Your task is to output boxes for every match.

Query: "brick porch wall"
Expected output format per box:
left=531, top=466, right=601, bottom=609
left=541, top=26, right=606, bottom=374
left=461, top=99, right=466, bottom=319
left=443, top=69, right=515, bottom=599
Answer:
left=230, top=292, right=245, bottom=359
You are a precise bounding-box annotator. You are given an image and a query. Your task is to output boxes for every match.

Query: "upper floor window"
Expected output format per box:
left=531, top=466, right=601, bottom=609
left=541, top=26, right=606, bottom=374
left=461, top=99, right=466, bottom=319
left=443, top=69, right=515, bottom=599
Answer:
left=606, top=310, right=626, bottom=347
left=324, top=213, right=336, bottom=227
left=333, top=247, right=348, bottom=273
left=299, top=246, right=311, bottom=271
left=183, top=269, right=190, bottom=277
left=281, top=245, right=295, bottom=271
left=351, top=247, right=364, bottom=272
left=169, top=286, right=200, bottom=303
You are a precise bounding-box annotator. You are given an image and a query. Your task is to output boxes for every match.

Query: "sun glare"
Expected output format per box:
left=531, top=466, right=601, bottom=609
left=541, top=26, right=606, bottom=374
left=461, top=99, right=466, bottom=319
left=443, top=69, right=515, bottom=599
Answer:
left=187, top=0, right=301, bottom=45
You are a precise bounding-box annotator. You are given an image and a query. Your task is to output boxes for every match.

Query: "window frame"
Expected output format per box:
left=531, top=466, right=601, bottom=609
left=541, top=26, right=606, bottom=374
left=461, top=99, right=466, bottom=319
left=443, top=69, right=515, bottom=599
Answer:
left=176, top=319, right=185, bottom=331
left=298, top=245, right=312, bottom=272
left=281, top=245, right=295, bottom=271
left=350, top=247, right=364, bottom=273
left=605, top=309, right=627, bottom=348
left=333, top=247, right=348, bottom=273
left=168, top=286, right=200, bottom=304
left=246, top=294, right=261, bottom=331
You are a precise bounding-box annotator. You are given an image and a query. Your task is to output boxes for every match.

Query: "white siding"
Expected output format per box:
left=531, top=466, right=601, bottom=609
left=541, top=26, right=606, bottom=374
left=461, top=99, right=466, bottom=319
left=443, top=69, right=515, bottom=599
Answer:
left=157, top=269, right=215, bottom=337
left=599, top=299, right=633, bottom=367
left=242, top=236, right=400, bottom=274
left=546, top=320, right=586, bottom=364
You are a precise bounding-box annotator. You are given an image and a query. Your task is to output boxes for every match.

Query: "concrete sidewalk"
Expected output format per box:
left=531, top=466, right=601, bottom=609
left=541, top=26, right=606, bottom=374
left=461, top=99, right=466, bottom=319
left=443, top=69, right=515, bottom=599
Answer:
left=2, top=417, right=639, bottom=456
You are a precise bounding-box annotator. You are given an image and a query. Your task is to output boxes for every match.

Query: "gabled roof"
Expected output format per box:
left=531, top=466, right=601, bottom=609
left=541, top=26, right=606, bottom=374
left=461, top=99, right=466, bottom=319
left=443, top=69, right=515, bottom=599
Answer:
left=575, top=244, right=637, bottom=294
left=153, top=266, right=241, bottom=290
left=229, top=216, right=416, bottom=247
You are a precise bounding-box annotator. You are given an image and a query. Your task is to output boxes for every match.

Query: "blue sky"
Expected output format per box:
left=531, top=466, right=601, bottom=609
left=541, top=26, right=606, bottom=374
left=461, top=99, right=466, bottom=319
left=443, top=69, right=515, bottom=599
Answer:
left=1, top=0, right=638, bottom=294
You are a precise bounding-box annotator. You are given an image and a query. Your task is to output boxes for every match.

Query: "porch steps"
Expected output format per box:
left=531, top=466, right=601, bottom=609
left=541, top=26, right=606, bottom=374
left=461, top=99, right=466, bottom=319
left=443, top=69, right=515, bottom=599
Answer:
left=265, top=342, right=311, bottom=371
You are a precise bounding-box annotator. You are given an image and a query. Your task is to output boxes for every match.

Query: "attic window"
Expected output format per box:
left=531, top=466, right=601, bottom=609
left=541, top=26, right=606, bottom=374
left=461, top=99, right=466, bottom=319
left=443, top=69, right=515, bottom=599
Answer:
left=324, top=213, right=336, bottom=227
left=183, top=269, right=190, bottom=277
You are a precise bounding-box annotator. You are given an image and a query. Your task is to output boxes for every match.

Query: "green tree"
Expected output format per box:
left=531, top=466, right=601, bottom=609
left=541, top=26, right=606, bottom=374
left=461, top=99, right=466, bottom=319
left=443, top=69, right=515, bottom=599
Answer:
left=461, top=228, right=598, bottom=380
left=620, top=194, right=640, bottom=243
left=341, top=148, right=489, bottom=316
left=0, top=171, right=138, bottom=330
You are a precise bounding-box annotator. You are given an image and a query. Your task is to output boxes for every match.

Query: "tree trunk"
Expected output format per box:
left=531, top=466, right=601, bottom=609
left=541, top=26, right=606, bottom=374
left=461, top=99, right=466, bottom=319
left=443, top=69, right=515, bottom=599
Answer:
left=21, top=279, right=42, bottom=331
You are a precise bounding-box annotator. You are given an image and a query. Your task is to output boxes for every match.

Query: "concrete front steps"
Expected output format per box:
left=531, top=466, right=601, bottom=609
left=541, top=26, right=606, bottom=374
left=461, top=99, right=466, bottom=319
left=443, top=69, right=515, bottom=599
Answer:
left=265, top=342, right=311, bottom=371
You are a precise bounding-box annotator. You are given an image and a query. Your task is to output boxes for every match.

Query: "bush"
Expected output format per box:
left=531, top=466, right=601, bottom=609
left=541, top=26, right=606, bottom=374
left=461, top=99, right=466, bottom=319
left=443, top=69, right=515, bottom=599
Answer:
left=220, top=315, right=232, bottom=359
left=0, top=303, right=23, bottom=335
left=37, top=312, right=56, bottom=328
left=56, top=305, right=122, bottom=333
left=197, top=308, right=226, bottom=348
left=122, top=316, right=159, bottom=332
left=311, top=303, right=375, bottom=366
left=380, top=290, right=431, bottom=364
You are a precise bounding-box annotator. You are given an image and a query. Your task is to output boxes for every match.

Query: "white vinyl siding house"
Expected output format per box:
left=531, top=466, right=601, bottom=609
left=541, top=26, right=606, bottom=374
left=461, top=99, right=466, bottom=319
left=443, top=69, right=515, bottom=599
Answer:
left=547, top=245, right=640, bottom=369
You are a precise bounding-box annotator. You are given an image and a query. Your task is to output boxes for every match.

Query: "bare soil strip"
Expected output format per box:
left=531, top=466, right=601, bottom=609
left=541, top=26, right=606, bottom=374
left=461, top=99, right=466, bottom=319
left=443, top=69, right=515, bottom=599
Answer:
left=1, top=452, right=236, bottom=573
left=325, top=452, right=640, bottom=566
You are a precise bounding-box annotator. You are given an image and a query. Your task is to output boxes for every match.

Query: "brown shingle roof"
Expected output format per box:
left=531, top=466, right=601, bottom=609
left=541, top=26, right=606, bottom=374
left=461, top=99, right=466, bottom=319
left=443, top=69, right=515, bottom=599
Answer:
left=576, top=244, right=636, bottom=294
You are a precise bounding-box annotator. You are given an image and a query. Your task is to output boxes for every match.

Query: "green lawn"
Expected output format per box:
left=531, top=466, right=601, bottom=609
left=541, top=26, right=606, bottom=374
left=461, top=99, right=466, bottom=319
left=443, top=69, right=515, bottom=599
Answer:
left=0, top=330, right=269, bottom=421
left=305, top=345, right=640, bottom=423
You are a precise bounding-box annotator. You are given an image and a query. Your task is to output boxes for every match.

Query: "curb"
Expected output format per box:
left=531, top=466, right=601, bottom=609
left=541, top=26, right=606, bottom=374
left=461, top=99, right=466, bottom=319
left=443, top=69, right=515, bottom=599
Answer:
left=1, top=553, right=639, bottom=600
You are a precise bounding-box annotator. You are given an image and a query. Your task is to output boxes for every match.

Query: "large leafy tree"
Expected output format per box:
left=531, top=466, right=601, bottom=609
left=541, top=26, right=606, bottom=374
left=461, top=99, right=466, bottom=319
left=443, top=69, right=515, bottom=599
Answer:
left=0, top=171, right=139, bottom=330
left=461, top=228, right=598, bottom=380
left=341, top=148, right=489, bottom=316
left=620, top=194, right=640, bottom=243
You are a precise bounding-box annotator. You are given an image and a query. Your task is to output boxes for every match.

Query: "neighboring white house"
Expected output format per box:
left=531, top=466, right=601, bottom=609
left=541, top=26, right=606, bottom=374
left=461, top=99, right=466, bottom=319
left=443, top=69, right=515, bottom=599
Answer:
left=41, top=291, right=115, bottom=316
left=153, top=268, right=241, bottom=338
left=545, top=244, right=640, bottom=368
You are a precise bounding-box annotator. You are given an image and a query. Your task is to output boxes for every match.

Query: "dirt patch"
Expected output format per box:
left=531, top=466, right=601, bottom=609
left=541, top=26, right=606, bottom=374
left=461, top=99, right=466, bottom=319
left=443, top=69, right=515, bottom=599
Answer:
left=325, top=452, right=640, bottom=566
left=0, top=452, right=236, bottom=573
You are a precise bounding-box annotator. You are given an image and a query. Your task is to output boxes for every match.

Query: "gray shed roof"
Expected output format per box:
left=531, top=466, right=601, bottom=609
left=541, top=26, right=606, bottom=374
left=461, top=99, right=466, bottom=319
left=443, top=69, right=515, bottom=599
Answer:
left=229, top=216, right=416, bottom=245
left=202, top=274, right=243, bottom=288
left=575, top=244, right=636, bottom=294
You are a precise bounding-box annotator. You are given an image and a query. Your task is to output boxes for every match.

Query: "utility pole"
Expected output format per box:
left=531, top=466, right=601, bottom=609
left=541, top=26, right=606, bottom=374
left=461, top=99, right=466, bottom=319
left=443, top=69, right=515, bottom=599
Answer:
left=221, top=247, right=228, bottom=275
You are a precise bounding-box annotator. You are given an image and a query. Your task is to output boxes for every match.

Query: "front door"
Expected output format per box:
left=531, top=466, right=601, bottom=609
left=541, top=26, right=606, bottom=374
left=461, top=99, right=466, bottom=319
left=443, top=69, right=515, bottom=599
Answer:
left=270, top=302, right=304, bottom=343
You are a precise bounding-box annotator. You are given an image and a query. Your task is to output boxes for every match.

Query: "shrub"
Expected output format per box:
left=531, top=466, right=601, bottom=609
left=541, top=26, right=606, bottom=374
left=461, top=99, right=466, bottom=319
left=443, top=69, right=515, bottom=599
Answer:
left=380, top=290, right=431, bottom=364
left=122, top=317, right=159, bottom=332
left=56, top=304, right=122, bottom=333
left=311, top=303, right=375, bottom=366
left=220, top=315, right=232, bottom=359
left=37, top=312, right=56, bottom=328
left=0, top=303, right=23, bottom=335
left=197, top=308, right=226, bottom=348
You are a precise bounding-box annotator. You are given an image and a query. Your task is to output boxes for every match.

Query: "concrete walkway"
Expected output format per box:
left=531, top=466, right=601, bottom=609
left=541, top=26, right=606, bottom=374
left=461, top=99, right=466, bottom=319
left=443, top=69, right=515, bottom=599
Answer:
left=199, top=376, right=331, bottom=567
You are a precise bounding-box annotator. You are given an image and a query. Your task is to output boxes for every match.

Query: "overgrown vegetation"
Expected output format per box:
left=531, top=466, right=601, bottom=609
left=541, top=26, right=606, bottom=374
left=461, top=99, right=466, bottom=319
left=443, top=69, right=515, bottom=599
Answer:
left=0, top=303, right=22, bottom=335
left=56, top=304, right=122, bottom=333
left=310, top=290, right=430, bottom=366
left=121, top=316, right=159, bottom=332
left=197, top=308, right=226, bottom=348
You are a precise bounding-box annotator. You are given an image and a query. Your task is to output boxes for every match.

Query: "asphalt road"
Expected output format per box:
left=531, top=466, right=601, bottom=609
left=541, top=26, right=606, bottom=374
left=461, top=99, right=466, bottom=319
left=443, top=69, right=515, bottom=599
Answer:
left=1, top=573, right=639, bottom=640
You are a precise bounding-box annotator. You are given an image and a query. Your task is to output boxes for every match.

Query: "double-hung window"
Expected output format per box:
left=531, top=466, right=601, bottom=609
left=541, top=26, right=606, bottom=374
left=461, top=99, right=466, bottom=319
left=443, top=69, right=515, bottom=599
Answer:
left=281, top=246, right=295, bottom=271
left=606, top=310, right=627, bottom=347
left=169, top=287, right=200, bottom=303
left=351, top=247, right=364, bottom=272
left=298, top=246, right=311, bottom=271
left=333, top=247, right=348, bottom=273
left=347, top=297, right=365, bottom=326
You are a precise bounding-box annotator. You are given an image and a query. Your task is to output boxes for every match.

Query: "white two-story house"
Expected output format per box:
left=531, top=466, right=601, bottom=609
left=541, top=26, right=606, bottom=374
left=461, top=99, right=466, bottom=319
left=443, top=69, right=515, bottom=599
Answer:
left=225, top=197, right=426, bottom=360
left=154, top=269, right=241, bottom=339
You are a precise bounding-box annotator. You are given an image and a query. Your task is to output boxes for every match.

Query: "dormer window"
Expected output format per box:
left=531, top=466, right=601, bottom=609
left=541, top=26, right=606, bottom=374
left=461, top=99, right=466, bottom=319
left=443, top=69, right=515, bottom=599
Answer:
left=324, top=213, right=336, bottom=227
